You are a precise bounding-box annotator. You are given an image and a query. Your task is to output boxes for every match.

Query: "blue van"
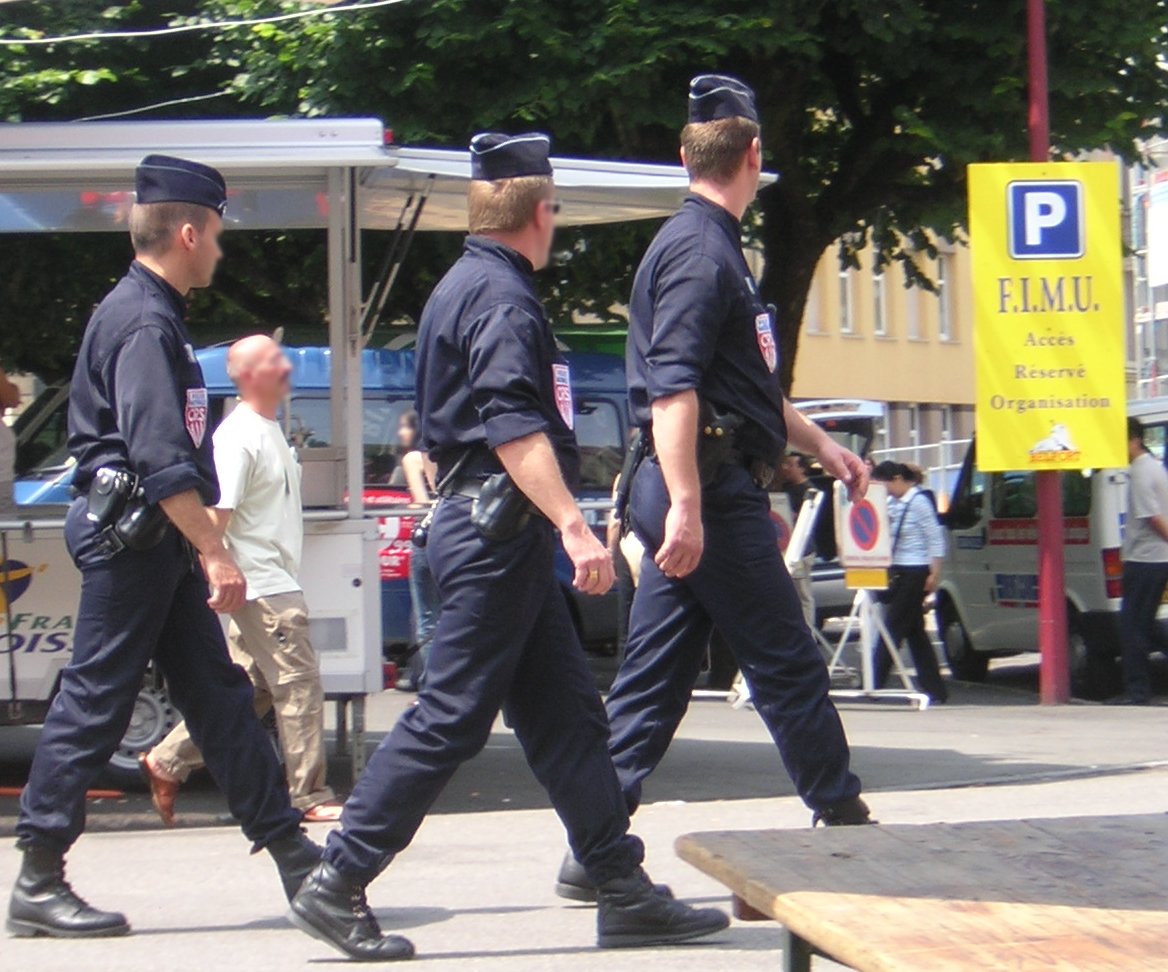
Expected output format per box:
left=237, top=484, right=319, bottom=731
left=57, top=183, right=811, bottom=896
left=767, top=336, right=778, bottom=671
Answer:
left=13, top=346, right=629, bottom=653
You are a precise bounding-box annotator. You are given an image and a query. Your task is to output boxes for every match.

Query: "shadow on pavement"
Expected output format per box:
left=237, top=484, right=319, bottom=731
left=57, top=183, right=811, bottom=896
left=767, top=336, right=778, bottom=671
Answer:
left=0, top=731, right=1083, bottom=837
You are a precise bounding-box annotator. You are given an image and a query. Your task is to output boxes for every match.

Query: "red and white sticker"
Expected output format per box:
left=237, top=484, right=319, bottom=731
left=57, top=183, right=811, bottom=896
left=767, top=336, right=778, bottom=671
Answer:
left=552, top=362, right=574, bottom=430
left=755, top=312, right=777, bottom=373
left=185, top=387, right=208, bottom=448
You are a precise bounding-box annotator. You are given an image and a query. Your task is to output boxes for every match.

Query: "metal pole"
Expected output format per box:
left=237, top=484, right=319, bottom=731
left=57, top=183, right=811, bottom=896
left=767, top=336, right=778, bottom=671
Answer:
left=1029, top=0, right=1070, bottom=703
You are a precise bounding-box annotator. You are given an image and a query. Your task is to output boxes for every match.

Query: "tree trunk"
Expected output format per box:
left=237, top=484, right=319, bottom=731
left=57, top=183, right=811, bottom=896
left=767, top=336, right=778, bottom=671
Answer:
left=756, top=185, right=832, bottom=396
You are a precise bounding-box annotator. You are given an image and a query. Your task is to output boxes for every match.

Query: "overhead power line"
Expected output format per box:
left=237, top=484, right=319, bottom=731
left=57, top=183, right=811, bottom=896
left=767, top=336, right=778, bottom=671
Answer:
left=0, top=0, right=409, bottom=46
left=75, top=90, right=233, bottom=121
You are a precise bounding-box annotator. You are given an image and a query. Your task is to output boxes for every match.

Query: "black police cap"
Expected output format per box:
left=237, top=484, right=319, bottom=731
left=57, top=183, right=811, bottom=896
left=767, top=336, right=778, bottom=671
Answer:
left=688, top=74, right=759, bottom=124
left=469, top=133, right=553, bottom=181
left=135, top=154, right=228, bottom=216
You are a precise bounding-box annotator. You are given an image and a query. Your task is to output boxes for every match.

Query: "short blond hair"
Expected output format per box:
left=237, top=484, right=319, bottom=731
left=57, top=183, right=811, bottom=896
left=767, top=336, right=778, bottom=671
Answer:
left=467, top=175, right=553, bottom=235
left=680, top=117, right=760, bottom=184
left=128, top=202, right=209, bottom=256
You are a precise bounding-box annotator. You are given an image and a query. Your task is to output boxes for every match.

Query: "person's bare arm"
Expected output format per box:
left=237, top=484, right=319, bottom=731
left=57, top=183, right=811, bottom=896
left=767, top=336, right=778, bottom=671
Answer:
left=401, top=451, right=432, bottom=506
left=1149, top=514, right=1168, bottom=543
left=158, top=490, right=245, bottom=612
left=650, top=390, right=704, bottom=578
left=208, top=507, right=232, bottom=540
left=925, top=556, right=944, bottom=594
left=495, top=432, right=613, bottom=595
left=783, top=398, right=869, bottom=501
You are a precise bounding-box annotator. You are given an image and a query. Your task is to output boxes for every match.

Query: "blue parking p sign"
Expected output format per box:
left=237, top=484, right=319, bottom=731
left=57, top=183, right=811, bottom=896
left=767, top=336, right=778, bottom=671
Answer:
left=1007, top=180, right=1084, bottom=259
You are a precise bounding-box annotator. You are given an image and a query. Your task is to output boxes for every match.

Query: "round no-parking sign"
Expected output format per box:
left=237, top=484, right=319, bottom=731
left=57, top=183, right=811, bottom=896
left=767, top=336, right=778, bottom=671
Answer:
left=848, top=499, right=880, bottom=552
left=835, top=482, right=892, bottom=569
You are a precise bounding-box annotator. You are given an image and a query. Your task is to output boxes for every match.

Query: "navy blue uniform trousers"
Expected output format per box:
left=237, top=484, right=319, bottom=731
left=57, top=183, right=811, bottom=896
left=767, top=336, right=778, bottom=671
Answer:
left=17, top=499, right=301, bottom=851
left=325, top=497, right=643, bottom=884
left=607, top=459, right=861, bottom=813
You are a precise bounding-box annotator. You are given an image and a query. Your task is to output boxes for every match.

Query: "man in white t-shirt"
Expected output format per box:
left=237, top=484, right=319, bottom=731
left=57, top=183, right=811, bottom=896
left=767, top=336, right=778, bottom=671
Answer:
left=1116, top=416, right=1168, bottom=705
left=144, top=335, right=340, bottom=820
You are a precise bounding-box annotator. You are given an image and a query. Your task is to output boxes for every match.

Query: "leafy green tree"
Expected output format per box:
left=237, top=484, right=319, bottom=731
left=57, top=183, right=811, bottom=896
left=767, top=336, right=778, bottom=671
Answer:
left=2, top=0, right=1166, bottom=390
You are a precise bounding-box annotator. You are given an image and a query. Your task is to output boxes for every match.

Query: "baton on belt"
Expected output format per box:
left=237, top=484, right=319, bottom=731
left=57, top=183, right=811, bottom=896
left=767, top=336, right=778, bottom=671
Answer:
left=613, top=429, right=649, bottom=536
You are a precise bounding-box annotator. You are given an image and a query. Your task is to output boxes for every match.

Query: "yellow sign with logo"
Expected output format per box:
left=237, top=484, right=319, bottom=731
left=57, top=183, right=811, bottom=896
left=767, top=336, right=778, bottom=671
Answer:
left=969, top=161, right=1126, bottom=471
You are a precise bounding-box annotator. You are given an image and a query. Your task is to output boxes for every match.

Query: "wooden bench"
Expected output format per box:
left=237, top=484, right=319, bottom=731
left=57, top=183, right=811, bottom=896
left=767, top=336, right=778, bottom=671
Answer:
left=676, top=814, right=1168, bottom=971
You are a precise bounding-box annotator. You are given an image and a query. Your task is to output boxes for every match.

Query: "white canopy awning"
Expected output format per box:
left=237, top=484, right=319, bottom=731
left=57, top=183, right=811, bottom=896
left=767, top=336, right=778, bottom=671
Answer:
left=0, top=117, right=776, bottom=233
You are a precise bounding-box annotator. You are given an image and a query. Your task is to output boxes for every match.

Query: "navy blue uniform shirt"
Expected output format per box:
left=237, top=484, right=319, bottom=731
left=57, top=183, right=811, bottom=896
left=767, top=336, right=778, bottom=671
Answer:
left=68, top=261, right=219, bottom=506
left=416, top=236, right=580, bottom=487
left=627, top=194, right=787, bottom=464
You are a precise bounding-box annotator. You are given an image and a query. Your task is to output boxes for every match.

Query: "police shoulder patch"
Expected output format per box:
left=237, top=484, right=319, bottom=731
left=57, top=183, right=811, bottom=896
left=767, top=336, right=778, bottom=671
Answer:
left=755, top=312, right=778, bottom=374
left=185, top=387, right=208, bottom=447
left=552, top=363, right=574, bottom=430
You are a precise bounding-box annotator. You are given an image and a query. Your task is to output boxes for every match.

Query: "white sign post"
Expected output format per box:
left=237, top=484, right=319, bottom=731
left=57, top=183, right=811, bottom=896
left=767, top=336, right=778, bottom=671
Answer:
left=828, top=483, right=929, bottom=710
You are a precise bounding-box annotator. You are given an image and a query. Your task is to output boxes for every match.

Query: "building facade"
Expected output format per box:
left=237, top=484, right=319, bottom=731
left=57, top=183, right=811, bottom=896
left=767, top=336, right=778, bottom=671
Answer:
left=790, top=241, right=976, bottom=460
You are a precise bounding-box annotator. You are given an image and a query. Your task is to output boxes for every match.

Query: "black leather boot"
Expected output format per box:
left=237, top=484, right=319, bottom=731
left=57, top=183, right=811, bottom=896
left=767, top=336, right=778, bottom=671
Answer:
left=812, top=795, right=876, bottom=827
left=596, top=868, right=728, bottom=948
left=555, top=852, right=674, bottom=904
left=268, top=829, right=325, bottom=903
left=289, top=862, right=414, bottom=962
left=7, top=844, right=130, bottom=939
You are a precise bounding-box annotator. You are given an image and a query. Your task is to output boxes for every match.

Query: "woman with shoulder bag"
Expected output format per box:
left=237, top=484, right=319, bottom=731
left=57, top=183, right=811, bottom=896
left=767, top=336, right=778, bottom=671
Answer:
left=870, top=461, right=948, bottom=703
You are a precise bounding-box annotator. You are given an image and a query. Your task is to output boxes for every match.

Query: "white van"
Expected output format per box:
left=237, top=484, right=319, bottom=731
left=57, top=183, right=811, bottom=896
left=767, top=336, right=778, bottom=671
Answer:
left=936, top=397, right=1168, bottom=698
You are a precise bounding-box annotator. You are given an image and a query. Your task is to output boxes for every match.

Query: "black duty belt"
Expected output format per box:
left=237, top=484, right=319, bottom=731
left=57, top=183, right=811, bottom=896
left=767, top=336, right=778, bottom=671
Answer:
left=439, top=476, right=487, bottom=500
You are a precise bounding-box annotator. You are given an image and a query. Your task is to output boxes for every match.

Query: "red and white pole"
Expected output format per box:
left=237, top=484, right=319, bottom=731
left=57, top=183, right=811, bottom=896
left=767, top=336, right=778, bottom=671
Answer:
left=1028, top=0, right=1071, bottom=703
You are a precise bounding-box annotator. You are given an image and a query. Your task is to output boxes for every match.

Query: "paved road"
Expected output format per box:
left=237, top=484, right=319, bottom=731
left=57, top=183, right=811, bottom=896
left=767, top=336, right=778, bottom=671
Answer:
left=3, top=653, right=1165, bottom=837
left=3, top=651, right=1168, bottom=969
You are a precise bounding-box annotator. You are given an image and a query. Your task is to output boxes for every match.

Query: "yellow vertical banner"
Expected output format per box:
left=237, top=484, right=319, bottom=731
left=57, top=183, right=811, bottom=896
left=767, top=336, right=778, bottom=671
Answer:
left=969, top=161, right=1126, bottom=471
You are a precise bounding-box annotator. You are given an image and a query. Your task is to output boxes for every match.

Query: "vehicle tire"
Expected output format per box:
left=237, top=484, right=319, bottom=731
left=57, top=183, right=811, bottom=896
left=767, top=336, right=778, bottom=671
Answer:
left=1068, top=613, right=1121, bottom=701
left=101, top=674, right=179, bottom=790
left=937, top=599, right=989, bottom=683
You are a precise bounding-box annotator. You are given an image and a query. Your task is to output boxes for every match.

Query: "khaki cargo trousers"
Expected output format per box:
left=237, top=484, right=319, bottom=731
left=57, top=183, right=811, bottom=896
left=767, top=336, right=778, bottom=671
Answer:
left=152, top=591, right=335, bottom=811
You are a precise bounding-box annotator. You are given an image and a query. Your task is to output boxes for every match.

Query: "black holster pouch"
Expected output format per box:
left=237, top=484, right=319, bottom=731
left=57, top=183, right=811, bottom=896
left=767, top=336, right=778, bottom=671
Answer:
left=614, top=428, right=648, bottom=536
left=470, top=472, right=534, bottom=543
left=86, top=467, right=169, bottom=555
left=697, top=403, right=744, bottom=487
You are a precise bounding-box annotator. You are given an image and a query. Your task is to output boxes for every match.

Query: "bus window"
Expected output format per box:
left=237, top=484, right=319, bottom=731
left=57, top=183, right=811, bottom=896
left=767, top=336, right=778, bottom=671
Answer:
left=285, top=396, right=417, bottom=487
left=13, top=385, right=69, bottom=477
left=574, top=398, right=624, bottom=491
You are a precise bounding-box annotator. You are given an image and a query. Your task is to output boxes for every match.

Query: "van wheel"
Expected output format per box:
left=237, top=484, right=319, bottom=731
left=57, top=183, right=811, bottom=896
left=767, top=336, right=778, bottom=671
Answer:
left=1068, top=614, right=1120, bottom=701
left=938, top=600, right=989, bottom=682
left=101, top=676, right=179, bottom=790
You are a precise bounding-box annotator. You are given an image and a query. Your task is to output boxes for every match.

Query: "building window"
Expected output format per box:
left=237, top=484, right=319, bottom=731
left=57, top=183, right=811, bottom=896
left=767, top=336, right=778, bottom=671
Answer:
left=937, top=254, right=953, bottom=342
left=838, top=270, right=854, bottom=334
left=873, top=271, right=888, bottom=337
left=804, top=283, right=823, bottom=334
left=905, top=286, right=922, bottom=340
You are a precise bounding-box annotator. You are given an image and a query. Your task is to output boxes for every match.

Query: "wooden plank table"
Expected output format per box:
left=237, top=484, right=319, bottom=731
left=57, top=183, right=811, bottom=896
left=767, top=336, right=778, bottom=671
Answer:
left=676, top=814, right=1168, bottom=972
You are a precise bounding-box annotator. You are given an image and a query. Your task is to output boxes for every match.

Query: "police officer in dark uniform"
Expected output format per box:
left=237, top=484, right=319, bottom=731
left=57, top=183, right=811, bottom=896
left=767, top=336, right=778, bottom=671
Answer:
left=555, top=75, right=874, bottom=901
left=288, top=133, right=728, bottom=961
left=8, top=156, right=319, bottom=939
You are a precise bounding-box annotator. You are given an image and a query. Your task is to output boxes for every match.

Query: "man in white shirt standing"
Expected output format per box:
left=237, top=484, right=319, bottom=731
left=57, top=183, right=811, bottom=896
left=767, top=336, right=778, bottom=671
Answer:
left=143, top=335, right=340, bottom=821
left=1116, top=416, right=1168, bottom=705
